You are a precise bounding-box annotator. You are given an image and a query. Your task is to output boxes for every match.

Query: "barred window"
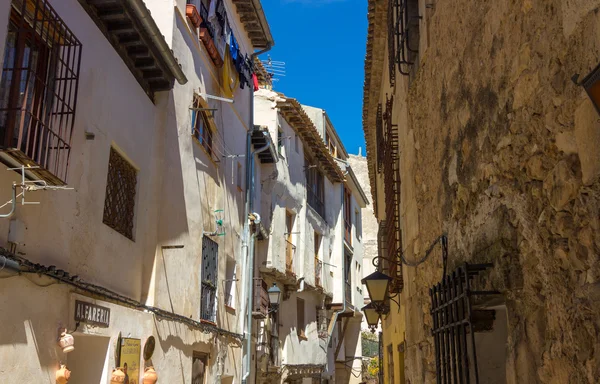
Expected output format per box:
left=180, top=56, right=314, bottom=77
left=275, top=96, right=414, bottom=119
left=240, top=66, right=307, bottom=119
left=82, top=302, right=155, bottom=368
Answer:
left=201, top=235, right=218, bottom=322
left=0, top=0, right=82, bottom=185
left=103, top=147, right=137, bottom=240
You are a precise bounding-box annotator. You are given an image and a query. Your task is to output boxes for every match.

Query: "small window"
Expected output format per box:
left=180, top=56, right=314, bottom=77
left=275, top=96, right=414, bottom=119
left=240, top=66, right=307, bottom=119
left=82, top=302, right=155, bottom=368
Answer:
left=277, top=129, right=284, bottom=156
left=201, top=235, right=218, bottom=322
left=224, top=259, right=236, bottom=309
left=355, top=209, right=362, bottom=240
left=192, top=352, right=208, bottom=384
left=192, top=97, right=216, bottom=160
left=297, top=297, right=306, bottom=339
left=236, top=161, right=243, bottom=191
left=103, top=147, right=138, bottom=240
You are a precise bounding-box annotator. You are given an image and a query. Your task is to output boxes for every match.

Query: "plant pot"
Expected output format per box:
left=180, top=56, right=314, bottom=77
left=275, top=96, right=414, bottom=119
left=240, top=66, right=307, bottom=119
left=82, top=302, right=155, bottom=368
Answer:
left=110, top=368, right=126, bottom=384
left=142, top=366, right=158, bottom=384
left=186, top=4, right=202, bottom=28
left=56, top=364, right=71, bottom=384
left=58, top=331, right=75, bottom=353
left=199, top=28, right=223, bottom=68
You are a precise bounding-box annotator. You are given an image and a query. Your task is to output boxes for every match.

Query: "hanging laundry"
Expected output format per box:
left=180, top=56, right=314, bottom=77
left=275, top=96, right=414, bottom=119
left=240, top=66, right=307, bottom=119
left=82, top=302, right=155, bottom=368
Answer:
left=252, top=73, right=259, bottom=91
left=208, top=0, right=217, bottom=22
left=221, top=45, right=239, bottom=98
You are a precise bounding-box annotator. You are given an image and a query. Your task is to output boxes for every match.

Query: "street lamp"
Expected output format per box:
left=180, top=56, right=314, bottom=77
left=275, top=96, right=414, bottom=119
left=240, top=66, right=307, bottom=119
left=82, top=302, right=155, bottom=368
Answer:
left=361, top=302, right=380, bottom=333
left=361, top=270, right=391, bottom=303
left=268, top=283, right=281, bottom=309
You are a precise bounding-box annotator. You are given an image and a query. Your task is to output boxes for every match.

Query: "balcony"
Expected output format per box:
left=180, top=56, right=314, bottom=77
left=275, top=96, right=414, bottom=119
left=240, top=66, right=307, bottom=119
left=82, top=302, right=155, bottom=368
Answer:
left=252, top=278, right=269, bottom=319
left=285, top=239, right=296, bottom=276
left=307, top=189, right=325, bottom=219
left=315, top=257, right=323, bottom=287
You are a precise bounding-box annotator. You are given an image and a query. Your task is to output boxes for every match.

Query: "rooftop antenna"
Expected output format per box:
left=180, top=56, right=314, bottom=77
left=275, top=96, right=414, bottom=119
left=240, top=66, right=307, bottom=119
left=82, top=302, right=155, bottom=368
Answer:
left=204, top=209, right=226, bottom=236
left=0, top=165, right=74, bottom=218
left=261, top=55, right=286, bottom=83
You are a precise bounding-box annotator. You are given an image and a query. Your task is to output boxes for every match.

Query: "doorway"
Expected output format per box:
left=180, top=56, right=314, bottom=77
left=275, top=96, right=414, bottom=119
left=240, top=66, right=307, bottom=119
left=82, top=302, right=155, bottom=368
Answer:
left=67, top=334, right=110, bottom=384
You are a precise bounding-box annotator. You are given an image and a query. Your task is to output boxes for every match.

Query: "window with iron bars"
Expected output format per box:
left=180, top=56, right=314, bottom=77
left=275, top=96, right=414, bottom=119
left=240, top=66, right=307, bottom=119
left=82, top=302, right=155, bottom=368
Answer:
left=201, top=235, right=218, bottom=322
left=103, top=147, right=137, bottom=240
left=430, top=263, right=499, bottom=384
left=0, top=0, right=82, bottom=185
left=387, top=0, right=396, bottom=87
left=375, top=103, right=384, bottom=173
left=383, top=95, right=403, bottom=292
left=392, top=0, right=421, bottom=77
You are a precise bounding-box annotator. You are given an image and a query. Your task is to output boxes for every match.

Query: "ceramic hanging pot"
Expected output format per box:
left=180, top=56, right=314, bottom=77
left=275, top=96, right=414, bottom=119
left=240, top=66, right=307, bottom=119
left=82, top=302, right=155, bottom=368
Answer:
left=58, top=331, right=75, bottom=353
left=110, top=368, right=126, bottom=384
left=56, top=364, right=71, bottom=384
left=142, top=366, right=158, bottom=384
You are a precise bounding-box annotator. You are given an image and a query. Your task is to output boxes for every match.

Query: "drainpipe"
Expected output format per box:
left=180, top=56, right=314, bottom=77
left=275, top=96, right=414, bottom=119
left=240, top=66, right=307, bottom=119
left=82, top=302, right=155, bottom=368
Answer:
left=0, top=254, right=20, bottom=276
left=0, top=183, right=17, bottom=219
left=242, top=43, right=272, bottom=384
left=126, top=0, right=188, bottom=85
left=325, top=185, right=348, bottom=360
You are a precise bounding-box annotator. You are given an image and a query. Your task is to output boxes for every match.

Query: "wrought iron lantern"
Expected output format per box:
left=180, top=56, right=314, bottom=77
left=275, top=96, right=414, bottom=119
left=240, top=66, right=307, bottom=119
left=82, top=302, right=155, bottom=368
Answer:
left=361, top=302, right=380, bottom=333
left=268, top=283, right=281, bottom=309
left=361, top=270, right=391, bottom=303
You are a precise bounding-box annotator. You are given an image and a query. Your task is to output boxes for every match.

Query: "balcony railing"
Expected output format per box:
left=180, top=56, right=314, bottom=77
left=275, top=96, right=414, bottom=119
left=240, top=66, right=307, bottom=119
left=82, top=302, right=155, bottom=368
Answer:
left=252, top=278, right=269, bottom=319
left=344, top=219, right=352, bottom=246
left=315, top=257, right=323, bottom=287
left=307, top=189, right=325, bottom=218
left=285, top=239, right=296, bottom=275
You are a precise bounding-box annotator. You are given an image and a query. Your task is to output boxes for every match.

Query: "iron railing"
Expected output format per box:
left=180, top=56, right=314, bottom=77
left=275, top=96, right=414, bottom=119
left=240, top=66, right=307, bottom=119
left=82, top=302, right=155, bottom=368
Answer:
left=307, top=188, right=325, bottom=218
left=393, top=0, right=420, bottom=76
left=0, top=0, right=82, bottom=185
left=383, top=94, right=402, bottom=292
left=430, top=263, right=499, bottom=384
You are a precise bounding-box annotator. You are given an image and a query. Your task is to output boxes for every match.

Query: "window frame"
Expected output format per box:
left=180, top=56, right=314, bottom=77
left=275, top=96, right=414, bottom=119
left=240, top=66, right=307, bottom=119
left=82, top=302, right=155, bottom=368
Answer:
left=191, top=95, right=218, bottom=162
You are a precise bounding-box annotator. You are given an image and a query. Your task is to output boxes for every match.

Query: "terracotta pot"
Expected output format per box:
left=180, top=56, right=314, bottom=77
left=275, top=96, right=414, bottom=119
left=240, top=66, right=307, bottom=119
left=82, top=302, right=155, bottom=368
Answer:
left=56, top=364, right=71, bottom=384
left=186, top=4, right=202, bottom=28
left=58, top=331, right=75, bottom=353
left=110, top=368, right=126, bottom=384
left=199, top=28, right=223, bottom=68
left=143, top=366, right=158, bottom=384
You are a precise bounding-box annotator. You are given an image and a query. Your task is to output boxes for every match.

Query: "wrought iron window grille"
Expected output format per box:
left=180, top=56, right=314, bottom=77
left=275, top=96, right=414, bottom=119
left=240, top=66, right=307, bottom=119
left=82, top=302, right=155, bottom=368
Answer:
left=430, top=263, right=500, bottom=384
left=387, top=0, right=396, bottom=87
left=393, top=0, right=421, bottom=76
left=0, top=0, right=82, bottom=185
left=375, top=103, right=384, bottom=173
left=200, top=235, right=218, bottom=322
left=102, top=148, right=137, bottom=240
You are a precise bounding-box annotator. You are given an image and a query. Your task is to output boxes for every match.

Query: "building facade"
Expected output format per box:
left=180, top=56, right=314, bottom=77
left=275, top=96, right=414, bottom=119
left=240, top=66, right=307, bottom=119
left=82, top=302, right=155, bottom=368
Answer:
left=363, top=0, right=600, bottom=383
left=253, top=88, right=368, bottom=383
left=0, top=0, right=272, bottom=382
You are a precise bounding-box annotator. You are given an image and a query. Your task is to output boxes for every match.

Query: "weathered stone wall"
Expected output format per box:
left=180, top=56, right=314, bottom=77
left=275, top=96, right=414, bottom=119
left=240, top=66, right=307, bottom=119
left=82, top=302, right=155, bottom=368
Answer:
left=391, top=1, right=600, bottom=383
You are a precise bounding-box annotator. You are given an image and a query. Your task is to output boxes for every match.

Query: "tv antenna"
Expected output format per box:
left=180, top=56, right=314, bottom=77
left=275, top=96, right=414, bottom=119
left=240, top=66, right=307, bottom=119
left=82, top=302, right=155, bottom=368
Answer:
left=0, top=165, right=74, bottom=219
left=261, top=55, right=286, bottom=83
left=204, top=209, right=226, bottom=237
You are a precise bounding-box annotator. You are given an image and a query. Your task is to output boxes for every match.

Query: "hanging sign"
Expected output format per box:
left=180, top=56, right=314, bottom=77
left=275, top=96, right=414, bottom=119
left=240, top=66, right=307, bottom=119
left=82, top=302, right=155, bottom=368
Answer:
left=119, top=338, right=141, bottom=384
left=74, top=300, right=110, bottom=327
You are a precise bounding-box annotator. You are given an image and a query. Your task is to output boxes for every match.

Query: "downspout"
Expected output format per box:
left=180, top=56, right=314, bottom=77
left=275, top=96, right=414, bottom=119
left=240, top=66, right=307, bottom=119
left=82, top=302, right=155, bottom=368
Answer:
left=242, top=43, right=272, bottom=384
left=126, top=0, right=188, bottom=85
left=325, top=185, right=348, bottom=360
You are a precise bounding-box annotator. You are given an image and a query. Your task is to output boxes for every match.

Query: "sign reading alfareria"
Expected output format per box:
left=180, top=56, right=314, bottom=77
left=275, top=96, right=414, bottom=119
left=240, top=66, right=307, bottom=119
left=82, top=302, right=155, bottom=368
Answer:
left=74, top=300, right=111, bottom=327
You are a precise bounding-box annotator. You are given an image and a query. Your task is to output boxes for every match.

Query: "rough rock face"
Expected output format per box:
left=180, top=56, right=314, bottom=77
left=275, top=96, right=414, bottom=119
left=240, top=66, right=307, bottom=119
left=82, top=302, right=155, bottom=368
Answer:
left=372, top=0, right=600, bottom=383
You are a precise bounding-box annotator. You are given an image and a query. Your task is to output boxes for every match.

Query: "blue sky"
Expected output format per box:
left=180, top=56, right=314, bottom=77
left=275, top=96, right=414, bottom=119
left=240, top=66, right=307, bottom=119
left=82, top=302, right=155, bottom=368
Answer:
left=260, top=0, right=367, bottom=155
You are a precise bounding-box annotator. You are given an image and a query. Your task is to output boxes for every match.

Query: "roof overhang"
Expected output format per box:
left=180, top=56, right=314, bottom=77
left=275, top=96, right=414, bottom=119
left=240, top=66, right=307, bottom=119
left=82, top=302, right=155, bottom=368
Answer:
left=78, top=0, right=187, bottom=99
left=251, top=126, right=278, bottom=164
left=362, top=0, right=386, bottom=211
left=277, top=98, right=345, bottom=183
left=231, top=0, right=274, bottom=49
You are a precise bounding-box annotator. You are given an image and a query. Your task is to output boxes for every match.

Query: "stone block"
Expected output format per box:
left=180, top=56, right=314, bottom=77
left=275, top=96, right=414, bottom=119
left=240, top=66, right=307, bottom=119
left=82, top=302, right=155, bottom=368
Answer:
left=574, top=100, right=600, bottom=185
